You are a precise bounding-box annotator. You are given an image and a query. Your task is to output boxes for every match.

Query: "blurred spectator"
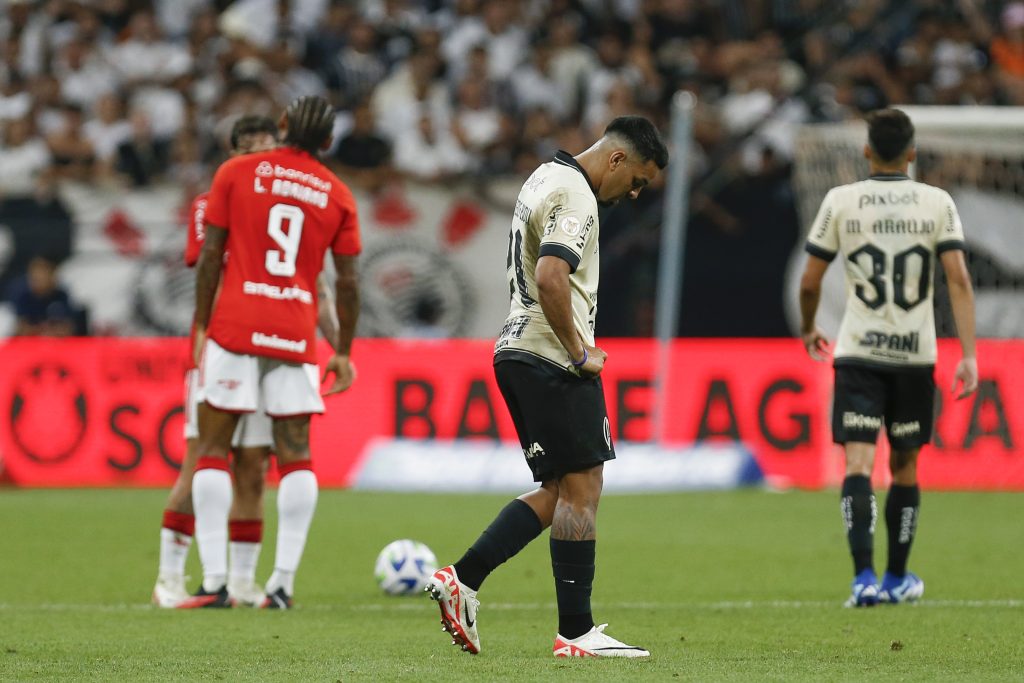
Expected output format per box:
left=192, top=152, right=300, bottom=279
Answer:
left=443, top=0, right=526, bottom=81
left=452, top=78, right=501, bottom=159
left=115, top=110, right=171, bottom=187
left=393, top=114, right=469, bottom=182
left=9, top=254, right=86, bottom=337
left=323, top=19, right=387, bottom=109
left=46, top=103, right=96, bottom=182
left=107, top=10, right=193, bottom=86
left=332, top=101, right=392, bottom=192
left=0, top=73, right=32, bottom=121
left=84, top=94, right=132, bottom=166
left=372, top=48, right=450, bottom=140
left=53, top=37, right=117, bottom=108
left=265, top=39, right=327, bottom=105
left=0, top=116, right=51, bottom=198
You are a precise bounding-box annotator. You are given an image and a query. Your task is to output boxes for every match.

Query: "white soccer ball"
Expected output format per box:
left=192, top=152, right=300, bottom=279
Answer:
left=374, top=539, right=438, bottom=596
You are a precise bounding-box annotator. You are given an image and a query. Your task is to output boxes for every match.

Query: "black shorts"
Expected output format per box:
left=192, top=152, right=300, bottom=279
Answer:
left=494, top=358, right=615, bottom=482
left=832, top=362, right=936, bottom=450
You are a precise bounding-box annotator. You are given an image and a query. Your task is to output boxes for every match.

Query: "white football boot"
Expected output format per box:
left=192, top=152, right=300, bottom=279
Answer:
left=553, top=624, right=650, bottom=658
left=425, top=565, right=481, bottom=654
left=152, top=574, right=189, bottom=608
left=228, top=578, right=266, bottom=607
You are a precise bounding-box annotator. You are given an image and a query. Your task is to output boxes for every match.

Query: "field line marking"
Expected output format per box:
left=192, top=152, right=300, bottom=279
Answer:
left=0, top=599, right=1021, bottom=612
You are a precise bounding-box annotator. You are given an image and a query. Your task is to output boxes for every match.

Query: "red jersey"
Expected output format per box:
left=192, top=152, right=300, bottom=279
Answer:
left=185, top=192, right=209, bottom=370
left=184, top=192, right=208, bottom=267
left=204, top=146, right=360, bottom=364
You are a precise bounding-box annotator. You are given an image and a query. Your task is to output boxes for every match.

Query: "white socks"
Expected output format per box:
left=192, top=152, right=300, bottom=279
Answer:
left=158, top=528, right=192, bottom=579
left=229, top=542, right=262, bottom=583
left=193, top=467, right=232, bottom=592
left=267, top=469, right=318, bottom=596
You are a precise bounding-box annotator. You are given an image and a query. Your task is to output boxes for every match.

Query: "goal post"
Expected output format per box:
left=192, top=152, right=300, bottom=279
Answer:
left=787, top=106, right=1024, bottom=340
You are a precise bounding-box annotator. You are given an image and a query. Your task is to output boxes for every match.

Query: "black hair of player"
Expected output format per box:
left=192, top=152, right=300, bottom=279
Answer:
left=230, top=115, right=277, bottom=151
left=866, top=109, right=915, bottom=163
left=283, top=96, right=335, bottom=154
left=604, top=116, right=669, bottom=169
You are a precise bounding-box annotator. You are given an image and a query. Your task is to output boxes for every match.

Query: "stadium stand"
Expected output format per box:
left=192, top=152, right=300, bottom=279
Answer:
left=0, top=0, right=1020, bottom=337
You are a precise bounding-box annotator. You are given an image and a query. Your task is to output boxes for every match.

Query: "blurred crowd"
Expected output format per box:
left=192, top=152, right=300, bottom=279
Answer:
left=0, top=0, right=1020, bottom=336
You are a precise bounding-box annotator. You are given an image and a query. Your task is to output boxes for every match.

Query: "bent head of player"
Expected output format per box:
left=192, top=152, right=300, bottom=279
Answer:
left=229, top=114, right=278, bottom=156
left=578, top=115, right=668, bottom=207
left=278, top=95, right=335, bottom=155
left=864, top=108, right=916, bottom=172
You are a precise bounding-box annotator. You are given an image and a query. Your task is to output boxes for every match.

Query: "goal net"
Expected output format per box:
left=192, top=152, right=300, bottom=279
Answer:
left=787, top=106, right=1024, bottom=339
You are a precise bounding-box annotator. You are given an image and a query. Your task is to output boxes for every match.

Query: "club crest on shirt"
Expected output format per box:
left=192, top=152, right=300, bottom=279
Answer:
left=560, top=216, right=581, bottom=237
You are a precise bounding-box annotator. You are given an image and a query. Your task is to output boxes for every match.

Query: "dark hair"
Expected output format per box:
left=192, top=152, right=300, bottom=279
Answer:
left=282, top=96, right=335, bottom=154
left=604, top=116, right=669, bottom=169
left=229, top=114, right=277, bottom=150
left=866, top=108, right=914, bottom=163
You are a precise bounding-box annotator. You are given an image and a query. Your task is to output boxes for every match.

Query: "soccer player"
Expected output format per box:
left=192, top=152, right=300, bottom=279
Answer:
left=798, top=108, right=978, bottom=607
left=153, top=116, right=280, bottom=609
left=183, top=96, right=360, bottom=609
left=426, top=116, right=667, bottom=657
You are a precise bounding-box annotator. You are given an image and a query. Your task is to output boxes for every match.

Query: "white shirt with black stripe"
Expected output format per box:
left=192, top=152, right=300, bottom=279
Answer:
left=494, top=151, right=600, bottom=371
left=806, top=173, right=966, bottom=368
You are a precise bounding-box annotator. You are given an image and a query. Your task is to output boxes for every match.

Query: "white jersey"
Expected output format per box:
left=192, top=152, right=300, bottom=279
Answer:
left=494, top=151, right=600, bottom=371
left=806, top=173, right=966, bottom=368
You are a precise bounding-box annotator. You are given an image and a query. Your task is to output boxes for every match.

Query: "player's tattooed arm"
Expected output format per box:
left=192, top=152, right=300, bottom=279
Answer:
left=332, top=254, right=359, bottom=356
left=316, top=273, right=341, bottom=353
left=194, top=224, right=227, bottom=329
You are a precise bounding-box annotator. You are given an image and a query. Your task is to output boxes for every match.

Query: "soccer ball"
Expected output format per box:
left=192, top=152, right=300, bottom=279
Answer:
left=374, top=539, right=438, bottom=596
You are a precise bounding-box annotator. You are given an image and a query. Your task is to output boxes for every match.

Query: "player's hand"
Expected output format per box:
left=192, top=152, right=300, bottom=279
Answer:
left=192, top=326, right=206, bottom=368
left=801, top=327, right=830, bottom=361
left=322, top=354, right=357, bottom=395
left=577, top=345, right=607, bottom=378
left=951, top=357, right=978, bottom=400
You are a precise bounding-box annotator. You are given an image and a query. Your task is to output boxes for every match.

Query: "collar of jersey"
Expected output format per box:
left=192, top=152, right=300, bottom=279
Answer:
left=553, top=150, right=598, bottom=197
left=868, top=173, right=910, bottom=181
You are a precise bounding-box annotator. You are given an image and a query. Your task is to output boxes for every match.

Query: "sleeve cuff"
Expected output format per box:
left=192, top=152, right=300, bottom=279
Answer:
left=539, top=243, right=581, bottom=273
left=804, top=242, right=837, bottom=262
left=936, top=239, right=966, bottom=254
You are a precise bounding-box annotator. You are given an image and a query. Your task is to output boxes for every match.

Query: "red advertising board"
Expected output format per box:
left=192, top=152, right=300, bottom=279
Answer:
left=0, top=338, right=1020, bottom=489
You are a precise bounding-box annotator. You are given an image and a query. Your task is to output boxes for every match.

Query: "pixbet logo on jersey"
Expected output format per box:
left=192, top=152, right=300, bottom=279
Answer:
left=857, top=190, right=920, bottom=209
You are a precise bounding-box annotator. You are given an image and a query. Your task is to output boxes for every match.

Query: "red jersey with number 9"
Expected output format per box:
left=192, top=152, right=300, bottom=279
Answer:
left=204, top=146, right=360, bottom=364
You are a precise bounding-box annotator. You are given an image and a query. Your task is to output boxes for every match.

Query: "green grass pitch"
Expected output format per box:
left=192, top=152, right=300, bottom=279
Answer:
left=1, top=488, right=1021, bottom=681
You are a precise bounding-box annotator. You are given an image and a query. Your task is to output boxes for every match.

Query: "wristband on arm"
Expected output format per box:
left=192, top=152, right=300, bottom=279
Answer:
left=571, top=347, right=588, bottom=368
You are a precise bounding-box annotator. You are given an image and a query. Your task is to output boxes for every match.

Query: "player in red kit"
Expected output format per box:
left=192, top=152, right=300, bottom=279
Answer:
left=182, top=96, right=360, bottom=609
left=153, top=116, right=280, bottom=608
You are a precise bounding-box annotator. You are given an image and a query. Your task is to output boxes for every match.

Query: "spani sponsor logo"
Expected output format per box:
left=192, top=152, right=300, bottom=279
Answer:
left=859, top=331, right=919, bottom=353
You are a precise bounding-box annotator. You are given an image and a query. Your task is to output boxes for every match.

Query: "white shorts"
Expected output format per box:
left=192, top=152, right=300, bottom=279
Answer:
left=184, top=368, right=273, bottom=448
left=200, top=338, right=325, bottom=418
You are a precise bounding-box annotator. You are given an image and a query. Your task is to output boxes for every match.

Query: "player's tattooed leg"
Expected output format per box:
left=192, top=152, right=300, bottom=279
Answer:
left=272, top=416, right=311, bottom=463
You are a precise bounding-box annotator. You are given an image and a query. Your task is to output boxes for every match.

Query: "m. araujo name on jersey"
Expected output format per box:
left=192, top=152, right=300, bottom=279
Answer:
left=494, top=151, right=600, bottom=371
left=805, top=174, right=966, bottom=367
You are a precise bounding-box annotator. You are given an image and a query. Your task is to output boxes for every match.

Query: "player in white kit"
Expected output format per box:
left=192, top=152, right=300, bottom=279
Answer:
left=798, top=108, right=978, bottom=607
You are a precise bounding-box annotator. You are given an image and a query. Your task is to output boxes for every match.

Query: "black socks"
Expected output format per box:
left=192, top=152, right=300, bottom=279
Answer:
left=841, top=475, right=876, bottom=574
left=885, top=484, right=920, bottom=577
left=551, top=538, right=596, bottom=639
left=453, top=499, right=543, bottom=591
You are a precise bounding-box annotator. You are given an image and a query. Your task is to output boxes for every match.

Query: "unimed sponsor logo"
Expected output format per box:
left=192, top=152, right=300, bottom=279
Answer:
left=843, top=412, right=882, bottom=431
left=251, top=332, right=307, bottom=354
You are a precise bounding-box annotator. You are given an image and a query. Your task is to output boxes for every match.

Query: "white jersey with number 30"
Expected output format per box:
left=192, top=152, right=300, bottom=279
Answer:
left=805, top=174, right=966, bottom=367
